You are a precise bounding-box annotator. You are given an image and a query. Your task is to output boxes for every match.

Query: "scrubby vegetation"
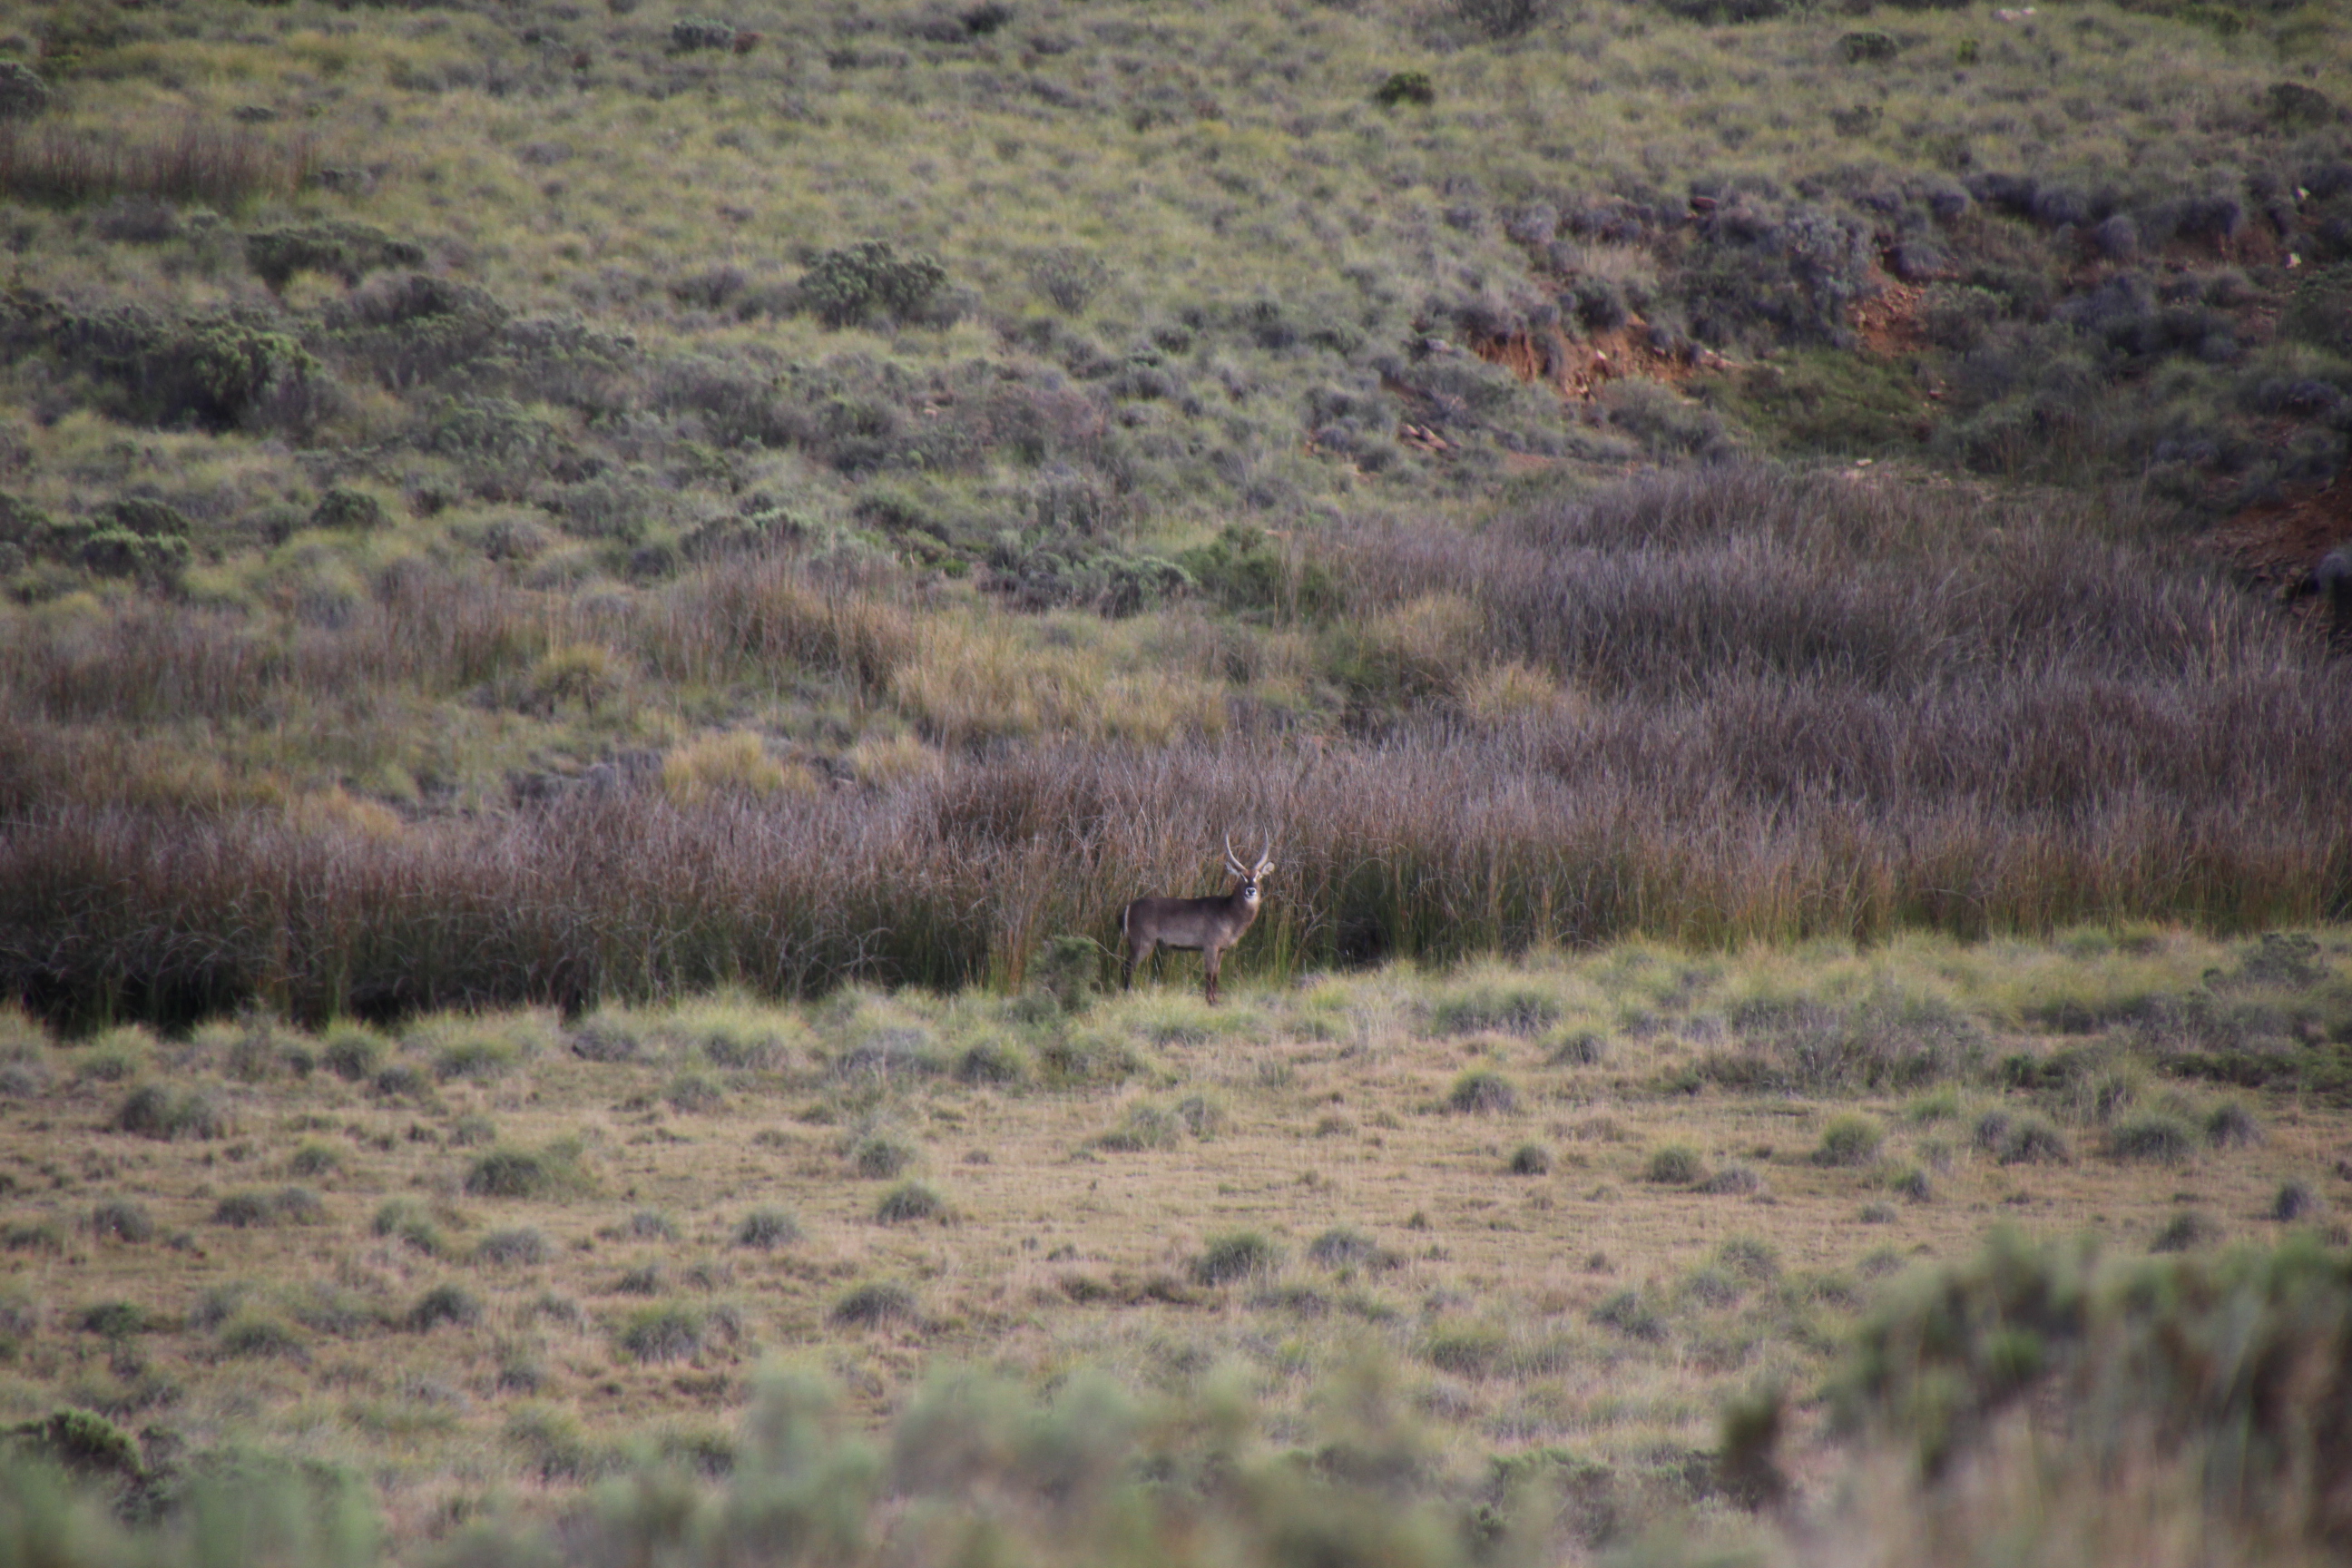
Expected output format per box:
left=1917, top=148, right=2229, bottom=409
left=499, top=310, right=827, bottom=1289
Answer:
left=5, top=0, right=2352, bottom=1559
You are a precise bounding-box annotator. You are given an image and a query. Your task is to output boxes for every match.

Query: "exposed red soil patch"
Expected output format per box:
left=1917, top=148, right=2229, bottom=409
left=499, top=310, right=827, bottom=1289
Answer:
left=1465, top=322, right=1729, bottom=402
left=1853, top=276, right=1927, bottom=355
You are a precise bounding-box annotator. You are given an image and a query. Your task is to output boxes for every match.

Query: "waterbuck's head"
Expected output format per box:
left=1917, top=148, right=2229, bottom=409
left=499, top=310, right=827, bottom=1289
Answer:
left=1225, top=833, right=1276, bottom=907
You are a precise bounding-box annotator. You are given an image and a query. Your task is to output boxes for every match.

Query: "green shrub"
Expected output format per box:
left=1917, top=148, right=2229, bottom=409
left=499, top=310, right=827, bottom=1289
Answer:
left=2273, top=1181, right=2319, bottom=1221
left=286, top=1141, right=341, bottom=1177
left=1372, top=71, right=1435, bottom=108
left=1447, top=1071, right=1518, bottom=1114
left=734, top=1208, right=799, bottom=1250
left=1813, top=1115, right=1884, bottom=1168
left=793, top=241, right=949, bottom=329
left=217, top=1313, right=304, bottom=1359
left=243, top=221, right=422, bottom=290
left=407, top=1285, right=481, bottom=1331
left=1647, top=1145, right=1705, bottom=1184
left=1193, top=1230, right=1280, bottom=1286
left=954, top=1039, right=1028, bottom=1085
left=319, top=1026, right=387, bottom=1082
left=5, top=1409, right=141, bottom=1481
left=2205, top=1102, right=2261, bottom=1149
left=113, top=1084, right=223, bottom=1141
left=372, top=1198, right=443, bottom=1255
left=477, top=1228, right=550, bottom=1266
left=1546, top=1031, right=1606, bottom=1067
left=875, top=1181, right=946, bottom=1224
left=2108, top=1114, right=2196, bottom=1163
left=465, top=1142, right=591, bottom=1200
left=615, top=1304, right=703, bottom=1363
left=830, top=1281, right=917, bottom=1327
left=1506, top=1142, right=1553, bottom=1175
left=87, top=1200, right=152, bottom=1242
left=212, top=1188, right=320, bottom=1228
left=2151, top=1210, right=2221, bottom=1252
left=665, top=1073, right=724, bottom=1113
left=1592, top=1288, right=1667, bottom=1341
left=77, top=1301, right=152, bottom=1338
left=1998, top=1115, right=2070, bottom=1165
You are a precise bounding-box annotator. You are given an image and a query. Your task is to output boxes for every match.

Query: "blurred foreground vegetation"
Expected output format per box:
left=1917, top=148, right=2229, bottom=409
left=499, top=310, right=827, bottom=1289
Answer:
left=10, top=1233, right=2352, bottom=1566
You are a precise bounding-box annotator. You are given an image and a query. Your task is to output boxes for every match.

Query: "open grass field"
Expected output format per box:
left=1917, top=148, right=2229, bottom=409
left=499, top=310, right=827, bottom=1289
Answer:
left=7, top=926, right=2352, bottom=1562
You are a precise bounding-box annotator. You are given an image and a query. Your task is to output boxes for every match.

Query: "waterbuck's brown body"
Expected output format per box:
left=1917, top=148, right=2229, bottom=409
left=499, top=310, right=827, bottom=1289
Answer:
left=1120, top=836, right=1275, bottom=1004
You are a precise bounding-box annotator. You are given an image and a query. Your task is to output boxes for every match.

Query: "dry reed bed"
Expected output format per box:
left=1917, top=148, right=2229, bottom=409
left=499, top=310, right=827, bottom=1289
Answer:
left=5, top=470, right=2347, bottom=1024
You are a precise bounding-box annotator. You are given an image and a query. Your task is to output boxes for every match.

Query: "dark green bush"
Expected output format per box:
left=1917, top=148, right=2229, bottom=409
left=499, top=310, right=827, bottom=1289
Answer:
left=35, top=300, right=315, bottom=430
left=465, top=1142, right=590, bottom=1200
left=616, top=1304, right=703, bottom=1362
left=830, top=1280, right=917, bottom=1326
left=1193, top=1230, right=1281, bottom=1286
left=87, top=1200, right=152, bottom=1242
left=1591, top=1288, right=1667, bottom=1341
left=1447, top=1070, right=1518, bottom=1114
left=1373, top=71, right=1435, bottom=107
left=407, top=1284, right=481, bottom=1331
left=2151, top=1210, right=2221, bottom=1252
left=243, top=221, right=422, bottom=289
left=1998, top=1115, right=2069, bottom=1165
left=1647, top=1145, right=1704, bottom=1184
left=2205, top=1102, right=2261, bottom=1149
left=2108, top=1114, right=2196, bottom=1162
left=5, top=1409, right=141, bottom=1482
left=1813, top=1115, right=1884, bottom=1168
left=1507, top=1142, right=1553, bottom=1175
left=113, top=1085, right=222, bottom=1141
left=875, top=1181, right=946, bottom=1224
left=793, top=241, right=949, bottom=329
left=734, top=1208, right=799, bottom=1250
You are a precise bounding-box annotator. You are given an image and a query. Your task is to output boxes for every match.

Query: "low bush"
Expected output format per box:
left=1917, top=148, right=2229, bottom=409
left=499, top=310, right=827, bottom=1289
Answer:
left=734, top=1208, right=799, bottom=1250
left=1647, top=1146, right=1705, bottom=1184
left=615, top=1304, right=703, bottom=1363
left=464, top=1142, right=592, bottom=1200
left=477, top=1228, right=550, bottom=1266
left=113, top=1085, right=222, bottom=1141
left=1812, top=1115, right=1884, bottom=1168
left=851, top=1134, right=914, bottom=1178
left=874, top=1181, right=946, bottom=1224
left=1447, top=1071, right=1518, bottom=1114
left=407, top=1285, right=481, bottom=1331
left=2107, top=1115, right=2196, bottom=1163
left=87, top=1200, right=152, bottom=1242
left=1507, top=1142, right=1553, bottom=1175
left=1193, top=1230, right=1280, bottom=1286
left=2150, top=1210, right=2221, bottom=1252
left=829, top=1280, right=917, bottom=1326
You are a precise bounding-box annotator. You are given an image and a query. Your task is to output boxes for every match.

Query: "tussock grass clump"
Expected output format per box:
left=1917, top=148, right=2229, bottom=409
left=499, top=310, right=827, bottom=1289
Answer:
left=478, top=1228, right=551, bottom=1267
left=851, top=1134, right=916, bottom=1178
left=407, top=1285, right=482, bottom=1332
left=622, top=1210, right=678, bottom=1241
left=1506, top=1142, right=1553, bottom=1175
left=86, top=1200, right=152, bottom=1243
left=1717, top=1237, right=1782, bottom=1283
left=77, top=1301, right=155, bottom=1338
left=373, top=1198, right=444, bottom=1256
left=2151, top=1210, right=2222, bottom=1253
left=954, top=1039, right=1028, bottom=1086
left=212, top=1187, right=322, bottom=1228
left=1545, top=1032, right=1606, bottom=1067
left=734, top=1208, right=799, bottom=1250
left=1422, top=1325, right=1506, bottom=1377
left=2273, top=1181, right=2320, bottom=1221
left=1697, top=1165, right=1762, bottom=1196
left=615, top=1304, right=703, bottom=1363
left=1306, top=1227, right=1384, bottom=1269
left=1591, top=1288, right=1668, bottom=1342
left=113, top=1084, right=223, bottom=1142
left=319, top=1026, right=388, bottom=1083
left=2205, top=1102, right=2262, bottom=1149
left=2107, top=1114, right=2197, bottom=1163
left=830, top=1281, right=917, bottom=1327
left=1446, top=1071, right=1518, bottom=1115
left=1812, top=1115, right=1884, bottom=1168
left=1193, top=1230, right=1281, bottom=1286
left=1427, top=986, right=1560, bottom=1038
left=216, top=1313, right=304, bottom=1360
left=665, top=1073, right=725, bottom=1114
left=464, top=1141, right=593, bottom=1200
left=874, top=1181, right=947, bottom=1225
left=1647, top=1146, right=1705, bottom=1185
left=286, top=1141, right=342, bottom=1178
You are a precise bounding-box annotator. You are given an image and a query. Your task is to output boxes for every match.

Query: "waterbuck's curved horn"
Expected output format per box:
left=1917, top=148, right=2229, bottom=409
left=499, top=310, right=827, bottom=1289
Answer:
left=1225, top=832, right=1246, bottom=876
left=1256, top=837, right=1275, bottom=877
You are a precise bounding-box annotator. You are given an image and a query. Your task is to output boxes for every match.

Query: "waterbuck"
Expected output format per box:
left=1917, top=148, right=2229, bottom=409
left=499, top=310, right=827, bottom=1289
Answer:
left=1121, top=835, right=1275, bottom=1004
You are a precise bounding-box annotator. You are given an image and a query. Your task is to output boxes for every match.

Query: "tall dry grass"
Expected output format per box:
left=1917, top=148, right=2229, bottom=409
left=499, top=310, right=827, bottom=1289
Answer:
left=5, top=468, right=2347, bottom=1026
left=0, top=120, right=317, bottom=208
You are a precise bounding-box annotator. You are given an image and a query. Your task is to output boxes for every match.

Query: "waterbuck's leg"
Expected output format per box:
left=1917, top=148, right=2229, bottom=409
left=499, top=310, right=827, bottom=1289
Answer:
left=1122, top=938, right=1149, bottom=991
left=1203, top=946, right=1222, bottom=1004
